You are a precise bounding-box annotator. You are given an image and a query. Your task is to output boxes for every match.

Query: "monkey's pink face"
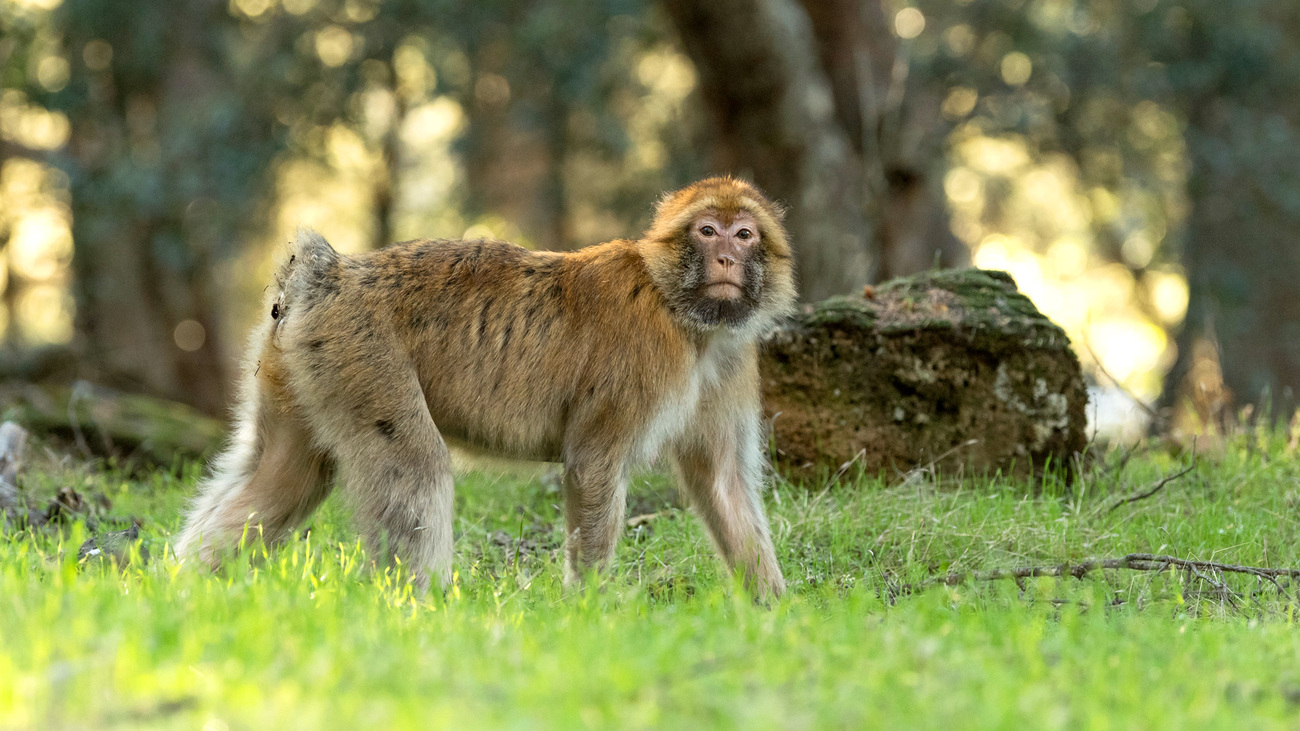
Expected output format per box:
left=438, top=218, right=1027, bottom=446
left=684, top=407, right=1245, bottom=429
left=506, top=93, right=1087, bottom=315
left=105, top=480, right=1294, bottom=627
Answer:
left=691, top=210, right=760, bottom=302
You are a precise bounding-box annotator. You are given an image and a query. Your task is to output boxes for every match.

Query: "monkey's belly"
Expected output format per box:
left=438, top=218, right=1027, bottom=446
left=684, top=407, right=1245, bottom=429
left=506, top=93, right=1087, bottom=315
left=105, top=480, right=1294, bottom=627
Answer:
left=441, top=435, right=562, bottom=466
left=414, top=348, right=572, bottom=463
left=426, top=408, right=565, bottom=464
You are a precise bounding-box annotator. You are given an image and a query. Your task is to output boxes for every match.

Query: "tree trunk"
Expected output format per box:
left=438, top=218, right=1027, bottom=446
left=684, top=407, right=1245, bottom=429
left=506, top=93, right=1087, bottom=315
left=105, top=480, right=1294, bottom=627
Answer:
left=1151, top=2, right=1300, bottom=426
left=55, top=0, right=282, bottom=415
left=372, top=86, right=407, bottom=251
left=662, top=0, right=965, bottom=300
left=461, top=22, right=574, bottom=252
left=798, top=0, right=965, bottom=282
left=762, top=269, right=1088, bottom=480
left=1159, top=98, right=1300, bottom=425
left=662, top=0, right=874, bottom=300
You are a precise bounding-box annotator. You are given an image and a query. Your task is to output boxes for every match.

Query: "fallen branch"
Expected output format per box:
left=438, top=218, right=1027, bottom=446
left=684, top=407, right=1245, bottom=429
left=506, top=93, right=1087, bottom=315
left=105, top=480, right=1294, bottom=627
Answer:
left=1105, top=460, right=1197, bottom=514
left=889, top=553, right=1300, bottom=600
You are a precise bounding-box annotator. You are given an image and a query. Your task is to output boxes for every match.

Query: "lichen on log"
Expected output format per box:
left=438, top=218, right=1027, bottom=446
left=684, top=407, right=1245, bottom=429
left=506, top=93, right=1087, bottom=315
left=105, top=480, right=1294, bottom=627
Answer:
left=761, top=268, right=1088, bottom=480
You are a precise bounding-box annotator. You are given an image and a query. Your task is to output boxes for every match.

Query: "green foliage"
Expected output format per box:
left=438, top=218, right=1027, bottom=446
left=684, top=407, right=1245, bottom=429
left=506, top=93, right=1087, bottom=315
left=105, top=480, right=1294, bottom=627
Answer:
left=52, top=0, right=293, bottom=257
left=0, top=2, right=44, bottom=94
left=4, top=435, right=1300, bottom=727
left=45, top=0, right=690, bottom=258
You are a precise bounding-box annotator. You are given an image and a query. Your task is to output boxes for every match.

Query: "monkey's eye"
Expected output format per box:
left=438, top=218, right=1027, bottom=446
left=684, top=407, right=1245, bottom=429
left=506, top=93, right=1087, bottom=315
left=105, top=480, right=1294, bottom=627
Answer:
left=700, top=225, right=716, bottom=237
left=736, top=228, right=753, bottom=240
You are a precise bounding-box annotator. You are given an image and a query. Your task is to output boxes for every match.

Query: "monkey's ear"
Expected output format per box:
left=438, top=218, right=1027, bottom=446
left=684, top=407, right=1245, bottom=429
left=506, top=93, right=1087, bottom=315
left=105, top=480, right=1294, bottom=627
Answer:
left=654, top=189, right=682, bottom=218
left=767, top=199, right=788, bottom=222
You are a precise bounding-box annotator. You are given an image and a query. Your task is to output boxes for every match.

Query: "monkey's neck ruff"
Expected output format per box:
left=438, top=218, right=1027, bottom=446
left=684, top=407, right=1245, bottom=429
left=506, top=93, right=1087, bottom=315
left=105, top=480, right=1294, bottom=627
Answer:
left=670, top=290, right=759, bottom=332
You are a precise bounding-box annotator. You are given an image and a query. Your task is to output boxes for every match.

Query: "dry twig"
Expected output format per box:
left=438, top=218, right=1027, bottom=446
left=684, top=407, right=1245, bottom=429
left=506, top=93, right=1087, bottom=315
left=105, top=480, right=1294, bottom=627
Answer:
left=889, top=553, right=1300, bottom=601
left=1104, top=461, right=1197, bottom=514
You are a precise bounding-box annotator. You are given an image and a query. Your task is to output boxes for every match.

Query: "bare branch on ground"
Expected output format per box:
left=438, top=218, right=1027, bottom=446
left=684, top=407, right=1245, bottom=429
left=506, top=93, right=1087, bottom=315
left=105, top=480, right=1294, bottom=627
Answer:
left=887, top=553, right=1300, bottom=603
left=1104, top=459, right=1197, bottom=514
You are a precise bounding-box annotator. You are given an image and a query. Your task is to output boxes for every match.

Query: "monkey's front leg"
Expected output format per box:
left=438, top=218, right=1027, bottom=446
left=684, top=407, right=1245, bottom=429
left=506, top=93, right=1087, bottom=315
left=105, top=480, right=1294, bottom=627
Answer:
left=673, top=417, right=785, bottom=599
left=561, top=453, right=629, bottom=587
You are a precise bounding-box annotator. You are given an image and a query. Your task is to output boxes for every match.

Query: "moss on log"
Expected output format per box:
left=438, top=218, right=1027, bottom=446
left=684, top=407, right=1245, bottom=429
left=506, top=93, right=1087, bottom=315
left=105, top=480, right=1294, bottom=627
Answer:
left=761, top=268, right=1088, bottom=480
left=0, top=382, right=223, bottom=467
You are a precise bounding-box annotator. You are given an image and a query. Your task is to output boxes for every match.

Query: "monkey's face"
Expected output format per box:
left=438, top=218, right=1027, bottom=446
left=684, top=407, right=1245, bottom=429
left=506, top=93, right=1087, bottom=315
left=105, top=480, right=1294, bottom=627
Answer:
left=694, top=211, right=759, bottom=301
left=641, top=177, right=797, bottom=334
left=675, top=209, right=767, bottom=329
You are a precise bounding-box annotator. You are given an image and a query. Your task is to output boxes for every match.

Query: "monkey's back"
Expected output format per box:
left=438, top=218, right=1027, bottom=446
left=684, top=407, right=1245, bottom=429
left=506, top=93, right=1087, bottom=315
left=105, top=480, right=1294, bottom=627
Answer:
left=273, top=236, right=698, bottom=464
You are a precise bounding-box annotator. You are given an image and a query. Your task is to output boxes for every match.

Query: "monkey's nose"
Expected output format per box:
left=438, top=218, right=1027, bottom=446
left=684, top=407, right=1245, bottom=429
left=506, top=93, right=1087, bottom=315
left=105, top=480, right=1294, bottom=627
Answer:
left=717, top=254, right=738, bottom=268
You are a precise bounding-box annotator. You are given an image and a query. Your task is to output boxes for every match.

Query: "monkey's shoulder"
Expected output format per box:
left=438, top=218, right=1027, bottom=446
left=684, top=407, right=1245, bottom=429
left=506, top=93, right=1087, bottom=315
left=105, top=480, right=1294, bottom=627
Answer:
left=561, top=239, right=653, bottom=284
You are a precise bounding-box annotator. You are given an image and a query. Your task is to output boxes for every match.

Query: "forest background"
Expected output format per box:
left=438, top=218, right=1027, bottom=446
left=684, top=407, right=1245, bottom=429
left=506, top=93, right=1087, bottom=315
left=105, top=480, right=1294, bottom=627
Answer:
left=2, top=0, right=1298, bottom=439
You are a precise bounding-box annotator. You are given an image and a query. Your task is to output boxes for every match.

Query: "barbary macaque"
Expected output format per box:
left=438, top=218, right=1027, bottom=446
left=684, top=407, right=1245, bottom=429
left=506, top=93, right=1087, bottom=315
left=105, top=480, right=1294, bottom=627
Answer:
left=174, top=177, right=797, bottom=598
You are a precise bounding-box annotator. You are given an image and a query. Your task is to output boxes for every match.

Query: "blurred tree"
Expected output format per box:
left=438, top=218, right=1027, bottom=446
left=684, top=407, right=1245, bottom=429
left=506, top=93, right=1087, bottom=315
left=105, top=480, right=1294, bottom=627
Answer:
left=273, top=0, right=701, bottom=252
left=1149, top=1, right=1300, bottom=424
left=48, top=0, right=296, bottom=413
left=661, top=0, right=966, bottom=300
left=20, top=0, right=1296, bottom=427
left=0, top=0, right=73, bottom=350
left=438, top=0, right=704, bottom=250
left=0, top=5, right=45, bottom=165
left=28, top=0, right=710, bottom=413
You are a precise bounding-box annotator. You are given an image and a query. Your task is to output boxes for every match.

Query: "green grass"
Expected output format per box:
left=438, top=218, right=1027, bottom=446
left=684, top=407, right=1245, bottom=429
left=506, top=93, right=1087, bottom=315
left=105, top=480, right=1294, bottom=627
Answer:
left=4, top=433, right=1300, bottom=729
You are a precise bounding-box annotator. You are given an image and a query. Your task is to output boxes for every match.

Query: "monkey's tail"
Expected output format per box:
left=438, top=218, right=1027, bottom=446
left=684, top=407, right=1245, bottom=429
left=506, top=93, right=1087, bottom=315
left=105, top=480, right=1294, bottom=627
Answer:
left=269, top=227, right=342, bottom=324
left=175, top=229, right=342, bottom=563
left=277, top=226, right=340, bottom=290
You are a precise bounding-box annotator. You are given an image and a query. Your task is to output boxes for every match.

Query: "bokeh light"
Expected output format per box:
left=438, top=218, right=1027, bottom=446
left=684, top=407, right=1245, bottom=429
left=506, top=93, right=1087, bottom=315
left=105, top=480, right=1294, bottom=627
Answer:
left=895, top=8, right=927, bottom=40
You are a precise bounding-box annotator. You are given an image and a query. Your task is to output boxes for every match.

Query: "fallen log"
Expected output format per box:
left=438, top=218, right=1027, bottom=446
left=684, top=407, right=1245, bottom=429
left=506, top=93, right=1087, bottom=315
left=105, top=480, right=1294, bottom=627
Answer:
left=761, top=268, right=1088, bottom=480
left=0, top=381, right=223, bottom=467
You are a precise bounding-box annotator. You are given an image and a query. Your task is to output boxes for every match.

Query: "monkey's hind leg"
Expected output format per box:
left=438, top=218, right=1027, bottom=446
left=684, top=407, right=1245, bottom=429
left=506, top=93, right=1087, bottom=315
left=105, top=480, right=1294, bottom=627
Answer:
left=174, top=383, right=333, bottom=567
left=323, top=388, right=456, bottom=594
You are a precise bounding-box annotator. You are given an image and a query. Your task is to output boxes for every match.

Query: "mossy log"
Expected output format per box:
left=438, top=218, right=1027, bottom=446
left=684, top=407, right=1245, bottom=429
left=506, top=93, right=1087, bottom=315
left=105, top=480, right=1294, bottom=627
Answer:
left=761, top=269, right=1088, bottom=480
left=0, top=382, right=223, bottom=467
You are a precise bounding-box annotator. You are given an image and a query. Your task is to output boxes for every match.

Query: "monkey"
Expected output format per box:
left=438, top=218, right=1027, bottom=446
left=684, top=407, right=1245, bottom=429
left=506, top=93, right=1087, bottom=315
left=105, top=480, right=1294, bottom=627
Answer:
left=173, top=176, right=797, bottom=599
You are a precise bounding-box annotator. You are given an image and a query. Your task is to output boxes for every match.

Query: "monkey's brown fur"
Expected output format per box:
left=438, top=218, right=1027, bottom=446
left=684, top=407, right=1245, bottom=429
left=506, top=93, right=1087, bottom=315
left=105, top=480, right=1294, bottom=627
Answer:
left=175, top=177, right=796, bottom=598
